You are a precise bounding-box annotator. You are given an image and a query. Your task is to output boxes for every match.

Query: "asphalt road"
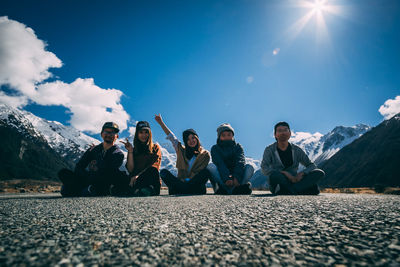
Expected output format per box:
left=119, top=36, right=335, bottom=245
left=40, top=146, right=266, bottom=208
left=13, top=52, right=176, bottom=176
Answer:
left=1, top=192, right=400, bottom=266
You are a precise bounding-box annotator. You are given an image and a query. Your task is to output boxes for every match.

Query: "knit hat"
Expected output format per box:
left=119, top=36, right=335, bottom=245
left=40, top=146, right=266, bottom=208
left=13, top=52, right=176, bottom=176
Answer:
left=182, top=129, right=198, bottom=143
left=101, top=122, right=119, bottom=133
left=217, top=123, right=234, bottom=137
left=136, top=121, right=151, bottom=131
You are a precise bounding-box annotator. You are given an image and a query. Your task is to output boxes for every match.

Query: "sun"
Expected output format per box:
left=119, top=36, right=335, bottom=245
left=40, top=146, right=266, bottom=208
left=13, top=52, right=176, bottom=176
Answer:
left=311, top=0, right=327, bottom=13
left=283, top=0, right=342, bottom=44
left=302, top=0, right=331, bottom=15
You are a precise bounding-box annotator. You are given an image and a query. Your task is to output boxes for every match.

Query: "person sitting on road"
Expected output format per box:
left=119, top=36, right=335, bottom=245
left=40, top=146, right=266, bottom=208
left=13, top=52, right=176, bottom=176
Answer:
left=58, top=122, right=124, bottom=197
left=155, top=114, right=211, bottom=195
left=116, top=121, right=162, bottom=197
left=261, top=121, right=325, bottom=195
left=207, top=123, right=254, bottom=195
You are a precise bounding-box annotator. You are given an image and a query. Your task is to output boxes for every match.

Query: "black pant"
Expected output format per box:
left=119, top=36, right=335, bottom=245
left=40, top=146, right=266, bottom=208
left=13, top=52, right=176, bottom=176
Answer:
left=269, top=169, right=325, bottom=195
left=130, top=167, right=161, bottom=196
left=160, top=168, right=210, bottom=195
left=58, top=168, right=127, bottom=197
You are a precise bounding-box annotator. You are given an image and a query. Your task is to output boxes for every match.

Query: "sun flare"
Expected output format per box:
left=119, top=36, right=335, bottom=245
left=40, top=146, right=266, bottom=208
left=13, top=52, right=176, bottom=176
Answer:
left=283, top=0, right=343, bottom=44
left=311, top=0, right=326, bottom=13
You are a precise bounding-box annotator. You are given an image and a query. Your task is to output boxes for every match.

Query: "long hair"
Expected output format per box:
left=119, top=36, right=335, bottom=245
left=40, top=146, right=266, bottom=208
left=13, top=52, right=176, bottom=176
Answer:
left=184, top=135, right=201, bottom=159
left=133, top=129, right=154, bottom=154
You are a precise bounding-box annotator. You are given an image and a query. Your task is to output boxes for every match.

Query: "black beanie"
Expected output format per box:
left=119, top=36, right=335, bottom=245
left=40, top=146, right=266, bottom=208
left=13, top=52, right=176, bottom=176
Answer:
left=182, top=129, right=198, bottom=143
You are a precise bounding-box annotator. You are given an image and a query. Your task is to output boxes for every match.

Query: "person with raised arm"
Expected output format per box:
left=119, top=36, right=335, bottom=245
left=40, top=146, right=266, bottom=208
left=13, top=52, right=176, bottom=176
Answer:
left=261, top=121, right=325, bottom=195
left=155, top=114, right=211, bottom=195
left=207, top=123, right=254, bottom=195
left=114, top=121, right=162, bottom=197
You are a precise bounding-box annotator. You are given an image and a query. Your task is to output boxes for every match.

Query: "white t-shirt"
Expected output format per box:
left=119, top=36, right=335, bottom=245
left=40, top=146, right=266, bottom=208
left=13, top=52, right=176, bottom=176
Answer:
left=166, top=132, right=196, bottom=179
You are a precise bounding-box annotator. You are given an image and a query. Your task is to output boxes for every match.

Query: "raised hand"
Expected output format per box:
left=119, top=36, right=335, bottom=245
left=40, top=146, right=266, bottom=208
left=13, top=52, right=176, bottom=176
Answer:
left=120, top=138, right=133, bottom=152
left=154, top=114, right=163, bottom=124
left=154, top=114, right=171, bottom=136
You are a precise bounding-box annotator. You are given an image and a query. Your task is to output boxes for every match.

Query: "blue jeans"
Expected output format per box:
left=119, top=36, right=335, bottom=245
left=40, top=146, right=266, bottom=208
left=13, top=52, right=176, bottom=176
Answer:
left=207, top=163, right=254, bottom=194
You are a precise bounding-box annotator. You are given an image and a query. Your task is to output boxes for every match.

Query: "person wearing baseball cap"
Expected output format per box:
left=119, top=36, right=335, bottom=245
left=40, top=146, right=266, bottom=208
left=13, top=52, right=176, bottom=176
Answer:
left=58, top=122, right=124, bottom=197
left=115, top=120, right=162, bottom=197
left=207, top=123, right=254, bottom=195
left=154, top=114, right=211, bottom=195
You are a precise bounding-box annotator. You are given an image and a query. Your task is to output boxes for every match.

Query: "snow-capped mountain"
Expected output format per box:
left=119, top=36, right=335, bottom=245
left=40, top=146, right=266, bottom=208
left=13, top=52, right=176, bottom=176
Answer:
left=290, top=124, right=371, bottom=165
left=0, top=102, right=372, bottom=186
left=0, top=104, right=99, bottom=164
left=158, top=142, right=177, bottom=174
left=245, top=157, right=261, bottom=170
left=321, top=113, right=400, bottom=187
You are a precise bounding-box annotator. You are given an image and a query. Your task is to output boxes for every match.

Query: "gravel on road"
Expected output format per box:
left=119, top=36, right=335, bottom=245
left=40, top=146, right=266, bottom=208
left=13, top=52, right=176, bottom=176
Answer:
left=1, top=192, right=400, bottom=266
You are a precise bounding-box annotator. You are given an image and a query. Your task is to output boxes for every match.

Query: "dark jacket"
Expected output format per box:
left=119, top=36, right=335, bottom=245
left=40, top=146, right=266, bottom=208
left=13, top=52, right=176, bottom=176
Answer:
left=130, top=143, right=162, bottom=176
left=75, top=143, right=124, bottom=183
left=211, top=140, right=246, bottom=183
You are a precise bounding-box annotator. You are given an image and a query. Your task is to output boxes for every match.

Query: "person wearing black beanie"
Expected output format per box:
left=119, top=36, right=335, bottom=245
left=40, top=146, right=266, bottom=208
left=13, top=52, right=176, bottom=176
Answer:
left=155, top=114, right=211, bottom=195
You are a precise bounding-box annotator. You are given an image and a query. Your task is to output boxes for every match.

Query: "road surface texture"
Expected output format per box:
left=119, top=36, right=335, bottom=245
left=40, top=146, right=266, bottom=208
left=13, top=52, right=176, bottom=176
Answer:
left=1, top=192, right=400, bottom=266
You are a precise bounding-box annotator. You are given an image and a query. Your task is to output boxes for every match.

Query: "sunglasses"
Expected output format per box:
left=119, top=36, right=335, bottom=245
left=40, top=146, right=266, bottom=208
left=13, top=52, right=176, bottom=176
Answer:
left=103, top=130, right=116, bottom=135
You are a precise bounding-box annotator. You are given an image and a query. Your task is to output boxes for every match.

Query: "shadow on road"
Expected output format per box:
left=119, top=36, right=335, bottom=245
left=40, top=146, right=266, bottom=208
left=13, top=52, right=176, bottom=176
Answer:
left=0, top=195, right=63, bottom=201
left=251, top=193, right=275, bottom=197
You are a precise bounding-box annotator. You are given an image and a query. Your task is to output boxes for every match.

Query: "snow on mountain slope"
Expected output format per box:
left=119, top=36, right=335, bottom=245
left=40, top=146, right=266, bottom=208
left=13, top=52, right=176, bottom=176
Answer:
left=0, top=103, right=99, bottom=160
left=159, top=142, right=177, bottom=174
left=246, top=157, right=261, bottom=170
left=290, top=124, right=371, bottom=165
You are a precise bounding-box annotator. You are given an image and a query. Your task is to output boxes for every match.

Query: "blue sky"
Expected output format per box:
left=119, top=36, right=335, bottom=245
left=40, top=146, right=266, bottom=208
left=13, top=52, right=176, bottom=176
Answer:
left=1, top=0, right=399, bottom=158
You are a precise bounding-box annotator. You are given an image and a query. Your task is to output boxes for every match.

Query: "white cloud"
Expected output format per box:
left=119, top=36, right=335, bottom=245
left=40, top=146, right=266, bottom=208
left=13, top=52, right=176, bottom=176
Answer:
left=35, top=78, right=130, bottom=134
left=0, top=16, right=130, bottom=133
left=0, top=16, right=62, bottom=103
left=246, top=76, right=254, bottom=84
left=379, top=95, right=400, bottom=120
left=128, top=126, right=136, bottom=137
left=0, top=91, right=28, bottom=107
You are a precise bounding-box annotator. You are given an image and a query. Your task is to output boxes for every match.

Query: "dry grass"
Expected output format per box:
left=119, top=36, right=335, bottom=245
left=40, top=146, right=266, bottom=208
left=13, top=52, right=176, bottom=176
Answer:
left=0, top=180, right=61, bottom=193
left=321, top=187, right=400, bottom=195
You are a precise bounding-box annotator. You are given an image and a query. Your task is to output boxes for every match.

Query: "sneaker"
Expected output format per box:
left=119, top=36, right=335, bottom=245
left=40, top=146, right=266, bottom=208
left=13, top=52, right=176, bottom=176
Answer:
left=168, top=188, right=177, bottom=195
left=190, top=184, right=207, bottom=195
left=215, top=184, right=228, bottom=195
left=213, top=182, right=220, bottom=193
left=233, top=183, right=252, bottom=195
left=137, top=186, right=154, bottom=197
left=301, top=185, right=320, bottom=195
left=110, top=185, right=128, bottom=196
left=80, top=184, right=96, bottom=197
left=274, top=184, right=281, bottom=195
